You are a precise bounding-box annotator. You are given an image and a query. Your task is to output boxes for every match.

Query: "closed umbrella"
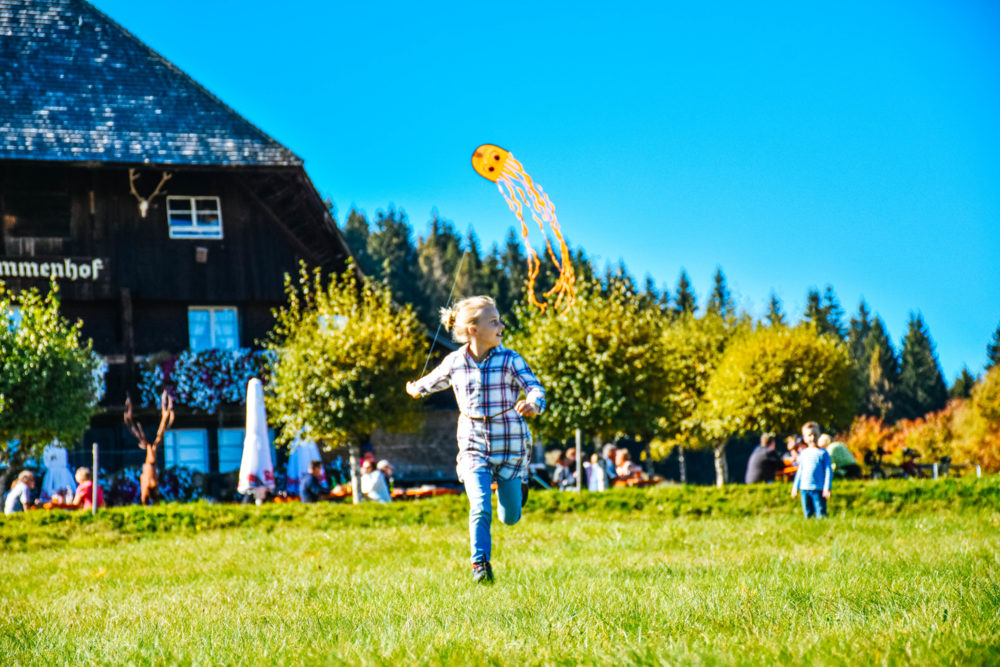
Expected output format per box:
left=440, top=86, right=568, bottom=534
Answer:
left=237, top=378, right=275, bottom=504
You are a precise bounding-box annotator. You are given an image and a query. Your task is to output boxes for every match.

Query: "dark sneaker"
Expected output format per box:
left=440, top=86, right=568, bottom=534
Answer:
left=471, top=561, right=494, bottom=584
left=521, top=481, right=529, bottom=508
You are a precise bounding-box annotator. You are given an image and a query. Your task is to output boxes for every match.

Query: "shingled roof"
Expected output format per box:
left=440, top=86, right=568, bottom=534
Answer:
left=0, top=0, right=302, bottom=166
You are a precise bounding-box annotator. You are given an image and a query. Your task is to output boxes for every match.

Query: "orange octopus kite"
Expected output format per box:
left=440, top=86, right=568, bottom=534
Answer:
left=471, top=144, right=576, bottom=313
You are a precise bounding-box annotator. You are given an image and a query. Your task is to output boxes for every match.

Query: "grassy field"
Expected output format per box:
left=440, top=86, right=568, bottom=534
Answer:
left=2, top=479, right=999, bottom=665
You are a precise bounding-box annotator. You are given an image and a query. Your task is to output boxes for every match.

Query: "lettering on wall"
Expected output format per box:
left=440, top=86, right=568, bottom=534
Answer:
left=0, top=258, right=108, bottom=281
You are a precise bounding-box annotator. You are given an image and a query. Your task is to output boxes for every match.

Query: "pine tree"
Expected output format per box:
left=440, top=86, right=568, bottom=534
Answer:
left=949, top=366, right=977, bottom=399
left=674, top=270, right=697, bottom=316
left=367, top=207, right=422, bottom=313
left=862, top=316, right=899, bottom=421
left=342, top=209, right=377, bottom=277
left=499, top=228, right=528, bottom=315
left=765, top=292, right=786, bottom=327
left=847, top=300, right=873, bottom=411
left=822, top=286, right=847, bottom=340
left=987, top=321, right=1000, bottom=370
left=706, top=266, right=734, bottom=318
left=802, top=286, right=844, bottom=339
left=803, top=288, right=824, bottom=329
left=416, top=214, right=465, bottom=323
left=640, top=275, right=660, bottom=310
left=897, top=313, right=948, bottom=419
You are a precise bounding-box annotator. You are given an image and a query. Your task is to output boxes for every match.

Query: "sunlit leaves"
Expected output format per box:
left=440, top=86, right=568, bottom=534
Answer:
left=264, top=262, right=427, bottom=449
left=700, top=324, right=855, bottom=440
left=507, top=280, right=669, bottom=443
left=0, top=283, right=101, bottom=458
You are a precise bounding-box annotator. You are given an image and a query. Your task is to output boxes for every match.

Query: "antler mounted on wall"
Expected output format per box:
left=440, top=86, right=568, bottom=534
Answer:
left=128, top=169, right=172, bottom=218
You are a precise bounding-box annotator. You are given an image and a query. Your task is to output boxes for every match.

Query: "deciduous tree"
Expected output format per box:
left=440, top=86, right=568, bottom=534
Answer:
left=0, top=284, right=102, bottom=490
left=700, top=325, right=854, bottom=487
left=264, top=263, right=426, bottom=502
left=506, top=280, right=669, bottom=447
left=651, top=313, right=736, bottom=482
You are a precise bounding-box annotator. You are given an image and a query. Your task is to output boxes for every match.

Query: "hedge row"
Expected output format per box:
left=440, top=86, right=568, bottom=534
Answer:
left=2, top=476, right=997, bottom=553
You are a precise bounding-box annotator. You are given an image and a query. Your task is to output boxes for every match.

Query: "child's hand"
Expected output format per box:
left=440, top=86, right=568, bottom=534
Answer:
left=790, top=489, right=797, bottom=498
left=515, top=401, right=538, bottom=417
left=406, top=382, right=420, bottom=398
left=822, top=490, right=831, bottom=499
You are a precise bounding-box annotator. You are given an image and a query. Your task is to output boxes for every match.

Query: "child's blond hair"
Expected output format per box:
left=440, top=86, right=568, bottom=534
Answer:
left=440, top=296, right=496, bottom=343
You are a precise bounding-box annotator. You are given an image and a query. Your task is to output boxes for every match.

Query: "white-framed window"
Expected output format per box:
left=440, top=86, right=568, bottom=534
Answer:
left=167, top=196, right=223, bottom=240
left=164, top=429, right=209, bottom=473
left=218, top=428, right=276, bottom=474
left=188, top=306, right=239, bottom=351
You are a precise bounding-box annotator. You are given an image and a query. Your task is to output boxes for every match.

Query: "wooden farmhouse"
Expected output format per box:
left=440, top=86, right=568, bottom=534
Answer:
left=0, top=0, right=367, bottom=495
left=1, top=0, right=467, bottom=498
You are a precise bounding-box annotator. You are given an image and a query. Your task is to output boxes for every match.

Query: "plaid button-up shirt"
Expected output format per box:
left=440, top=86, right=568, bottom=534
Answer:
left=411, top=344, right=546, bottom=481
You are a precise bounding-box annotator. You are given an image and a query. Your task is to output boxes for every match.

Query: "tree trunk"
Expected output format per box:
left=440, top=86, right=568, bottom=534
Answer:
left=349, top=444, right=362, bottom=505
left=713, top=443, right=727, bottom=488
left=678, top=446, right=687, bottom=485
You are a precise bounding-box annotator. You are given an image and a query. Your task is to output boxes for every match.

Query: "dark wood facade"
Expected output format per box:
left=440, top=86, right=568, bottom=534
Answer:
left=0, top=159, right=351, bottom=486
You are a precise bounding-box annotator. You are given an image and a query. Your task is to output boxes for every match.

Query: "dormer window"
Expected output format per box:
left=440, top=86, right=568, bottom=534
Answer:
left=167, top=196, right=223, bottom=240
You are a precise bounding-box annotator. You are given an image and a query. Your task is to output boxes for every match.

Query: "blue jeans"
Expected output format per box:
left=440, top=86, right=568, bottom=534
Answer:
left=800, top=490, right=827, bottom=518
left=463, top=466, right=522, bottom=564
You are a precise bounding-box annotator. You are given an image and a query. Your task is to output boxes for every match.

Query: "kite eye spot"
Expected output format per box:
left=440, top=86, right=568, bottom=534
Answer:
left=488, top=166, right=495, bottom=172
left=493, top=155, right=501, bottom=161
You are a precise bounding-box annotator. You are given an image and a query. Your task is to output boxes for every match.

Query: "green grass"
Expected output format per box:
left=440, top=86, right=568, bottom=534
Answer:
left=2, top=479, right=999, bottom=665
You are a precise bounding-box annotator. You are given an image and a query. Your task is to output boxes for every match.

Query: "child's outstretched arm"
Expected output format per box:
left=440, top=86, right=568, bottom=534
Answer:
left=406, top=355, right=454, bottom=399
left=511, top=353, right=545, bottom=417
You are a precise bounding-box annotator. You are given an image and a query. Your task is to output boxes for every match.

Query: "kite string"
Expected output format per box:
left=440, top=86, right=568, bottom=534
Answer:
left=420, top=250, right=468, bottom=376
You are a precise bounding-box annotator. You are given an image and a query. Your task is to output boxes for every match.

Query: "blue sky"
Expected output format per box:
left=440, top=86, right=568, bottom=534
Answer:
left=92, top=0, right=1000, bottom=380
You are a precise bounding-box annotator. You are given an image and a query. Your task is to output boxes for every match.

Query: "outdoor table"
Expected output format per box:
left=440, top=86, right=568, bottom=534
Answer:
left=776, top=465, right=798, bottom=482
left=41, top=501, right=78, bottom=510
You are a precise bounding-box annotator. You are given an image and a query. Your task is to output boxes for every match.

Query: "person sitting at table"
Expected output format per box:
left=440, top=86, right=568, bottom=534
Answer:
left=615, top=449, right=644, bottom=482
left=745, top=433, right=783, bottom=484
left=299, top=460, right=327, bottom=503
left=360, top=459, right=392, bottom=503
left=550, top=450, right=575, bottom=490
left=783, top=436, right=805, bottom=466
left=4, top=470, right=37, bottom=515
left=71, top=467, right=105, bottom=510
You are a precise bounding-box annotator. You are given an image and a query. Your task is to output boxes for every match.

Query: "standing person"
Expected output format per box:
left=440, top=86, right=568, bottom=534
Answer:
left=4, top=471, right=36, bottom=515
left=745, top=433, right=783, bottom=484
left=407, top=296, right=545, bottom=584
left=791, top=422, right=833, bottom=518
left=601, top=444, right=619, bottom=488
left=299, top=460, right=327, bottom=503
left=586, top=453, right=608, bottom=491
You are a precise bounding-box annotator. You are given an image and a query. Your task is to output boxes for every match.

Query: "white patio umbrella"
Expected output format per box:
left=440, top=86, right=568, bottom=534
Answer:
left=237, top=378, right=275, bottom=504
left=41, top=441, right=76, bottom=500
left=286, top=434, right=325, bottom=494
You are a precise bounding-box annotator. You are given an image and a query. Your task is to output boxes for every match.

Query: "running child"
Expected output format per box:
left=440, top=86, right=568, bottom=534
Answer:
left=406, top=296, right=545, bottom=584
